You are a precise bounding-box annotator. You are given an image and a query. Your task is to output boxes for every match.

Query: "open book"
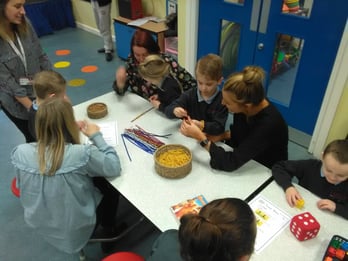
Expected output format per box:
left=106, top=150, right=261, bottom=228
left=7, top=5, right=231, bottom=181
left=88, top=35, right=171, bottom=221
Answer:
left=170, top=195, right=208, bottom=221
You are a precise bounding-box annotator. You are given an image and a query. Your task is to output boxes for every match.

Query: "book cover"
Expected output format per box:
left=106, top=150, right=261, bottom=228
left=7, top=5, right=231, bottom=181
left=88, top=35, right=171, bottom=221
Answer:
left=170, top=195, right=208, bottom=221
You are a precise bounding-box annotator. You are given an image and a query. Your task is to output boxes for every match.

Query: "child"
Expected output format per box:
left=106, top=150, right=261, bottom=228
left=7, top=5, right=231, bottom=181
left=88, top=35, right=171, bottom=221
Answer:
left=147, top=198, right=257, bottom=261
left=138, top=54, right=183, bottom=113
left=180, top=65, right=288, bottom=171
left=28, top=71, right=122, bottom=252
left=165, top=53, right=228, bottom=136
left=28, top=70, right=68, bottom=140
left=272, top=139, right=348, bottom=219
left=113, top=29, right=196, bottom=99
left=11, top=98, right=122, bottom=254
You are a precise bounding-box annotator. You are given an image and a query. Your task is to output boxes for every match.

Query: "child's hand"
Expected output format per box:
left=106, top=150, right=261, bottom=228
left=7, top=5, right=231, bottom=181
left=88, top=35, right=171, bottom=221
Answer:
left=317, top=199, right=336, bottom=212
left=173, top=107, right=188, bottom=118
left=285, top=186, right=303, bottom=207
left=76, top=120, right=85, bottom=130
left=180, top=118, right=204, bottom=139
left=79, top=120, right=100, bottom=137
left=116, top=66, right=127, bottom=89
left=192, top=119, right=203, bottom=129
left=149, top=95, right=160, bottom=109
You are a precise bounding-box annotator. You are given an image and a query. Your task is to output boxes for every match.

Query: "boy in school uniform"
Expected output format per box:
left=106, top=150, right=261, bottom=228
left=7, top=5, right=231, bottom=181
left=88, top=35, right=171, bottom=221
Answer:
left=164, top=53, right=228, bottom=136
left=272, top=139, right=348, bottom=219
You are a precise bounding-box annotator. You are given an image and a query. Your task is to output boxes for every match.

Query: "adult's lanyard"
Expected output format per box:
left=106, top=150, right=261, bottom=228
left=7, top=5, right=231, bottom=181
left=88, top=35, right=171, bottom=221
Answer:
left=8, top=33, right=27, bottom=75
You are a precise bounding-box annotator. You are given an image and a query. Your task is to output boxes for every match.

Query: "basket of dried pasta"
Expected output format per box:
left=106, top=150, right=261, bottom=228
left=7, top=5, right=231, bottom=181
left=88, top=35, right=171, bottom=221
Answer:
left=154, top=144, right=192, bottom=179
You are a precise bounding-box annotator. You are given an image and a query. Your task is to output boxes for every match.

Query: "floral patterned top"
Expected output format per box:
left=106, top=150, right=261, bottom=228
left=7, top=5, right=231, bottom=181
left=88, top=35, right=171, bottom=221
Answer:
left=113, top=53, right=197, bottom=99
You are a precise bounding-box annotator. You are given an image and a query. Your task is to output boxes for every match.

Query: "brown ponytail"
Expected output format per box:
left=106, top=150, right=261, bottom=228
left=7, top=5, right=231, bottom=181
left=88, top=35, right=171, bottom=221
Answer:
left=179, top=198, right=256, bottom=261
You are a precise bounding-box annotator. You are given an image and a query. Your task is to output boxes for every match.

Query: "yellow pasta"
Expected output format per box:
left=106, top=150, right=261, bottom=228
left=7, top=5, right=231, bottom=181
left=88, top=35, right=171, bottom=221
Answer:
left=157, top=148, right=191, bottom=167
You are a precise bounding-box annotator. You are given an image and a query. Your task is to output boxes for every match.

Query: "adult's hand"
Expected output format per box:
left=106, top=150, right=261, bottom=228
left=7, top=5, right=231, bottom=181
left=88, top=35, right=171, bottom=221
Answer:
left=180, top=117, right=205, bottom=140
left=116, top=66, right=127, bottom=89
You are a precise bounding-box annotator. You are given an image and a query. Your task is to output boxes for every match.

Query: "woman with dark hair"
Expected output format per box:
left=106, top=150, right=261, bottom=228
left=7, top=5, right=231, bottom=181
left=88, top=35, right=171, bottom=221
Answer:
left=112, top=28, right=196, bottom=100
left=147, top=198, right=257, bottom=261
left=0, top=0, right=52, bottom=142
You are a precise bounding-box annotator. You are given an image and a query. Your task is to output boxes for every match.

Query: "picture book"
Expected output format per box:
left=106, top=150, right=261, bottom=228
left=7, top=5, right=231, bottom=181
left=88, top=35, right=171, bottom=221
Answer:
left=170, top=195, right=208, bottom=221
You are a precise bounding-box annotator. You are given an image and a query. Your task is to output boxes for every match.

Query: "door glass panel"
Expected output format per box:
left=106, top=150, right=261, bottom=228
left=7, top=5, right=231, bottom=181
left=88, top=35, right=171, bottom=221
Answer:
left=282, top=0, right=313, bottom=18
left=224, top=0, right=244, bottom=6
left=219, top=20, right=241, bottom=78
left=267, top=33, right=304, bottom=106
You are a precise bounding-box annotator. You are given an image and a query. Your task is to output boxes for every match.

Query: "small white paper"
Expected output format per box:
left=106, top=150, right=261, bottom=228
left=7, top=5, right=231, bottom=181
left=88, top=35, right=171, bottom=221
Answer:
left=248, top=195, right=291, bottom=254
left=85, top=121, right=118, bottom=147
left=127, top=16, right=158, bottom=26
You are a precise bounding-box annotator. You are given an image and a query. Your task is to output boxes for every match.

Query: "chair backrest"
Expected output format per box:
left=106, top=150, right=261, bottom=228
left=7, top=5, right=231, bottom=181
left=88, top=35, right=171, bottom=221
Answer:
left=102, top=251, right=144, bottom=261
left=11, top=177, right=20, bottom=197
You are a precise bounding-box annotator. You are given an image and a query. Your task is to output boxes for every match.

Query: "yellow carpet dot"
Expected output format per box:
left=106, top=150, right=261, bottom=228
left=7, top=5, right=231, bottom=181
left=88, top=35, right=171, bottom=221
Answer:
left=54, top=61, right=71, bottom=68
left=68, top=78, right=86, bottom=87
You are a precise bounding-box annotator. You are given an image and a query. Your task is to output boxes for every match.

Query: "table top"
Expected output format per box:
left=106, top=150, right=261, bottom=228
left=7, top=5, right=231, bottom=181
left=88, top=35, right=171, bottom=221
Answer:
left=73, top=92, right=272, bottom=231
left=251, top=181, right=348, bottom=261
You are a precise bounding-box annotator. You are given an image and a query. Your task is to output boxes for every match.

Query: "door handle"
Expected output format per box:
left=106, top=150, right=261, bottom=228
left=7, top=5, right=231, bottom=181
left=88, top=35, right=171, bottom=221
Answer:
left=257, top=43, right=264, bottom=50
left=259, top=0, right=271, bottom=34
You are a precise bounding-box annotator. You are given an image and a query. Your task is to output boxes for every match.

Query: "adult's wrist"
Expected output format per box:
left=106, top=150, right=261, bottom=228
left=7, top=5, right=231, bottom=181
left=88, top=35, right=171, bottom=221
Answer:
left=113, top=80, right=125, bottom=95
left=199, top=138, right=209, bottom=148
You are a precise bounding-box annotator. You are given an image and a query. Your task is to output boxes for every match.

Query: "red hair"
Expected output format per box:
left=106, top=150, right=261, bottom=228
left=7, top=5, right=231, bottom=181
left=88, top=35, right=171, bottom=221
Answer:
left=130, top=29, right=160, bottom=59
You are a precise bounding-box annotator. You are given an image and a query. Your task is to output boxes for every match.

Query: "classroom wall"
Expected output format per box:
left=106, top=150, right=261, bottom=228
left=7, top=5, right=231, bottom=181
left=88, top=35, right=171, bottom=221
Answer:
left=324, top=21, right=348, bottom=146
left=70, top=0, right=348, bottom=148
left=326, top=82, right=348, bottom=143
left=71, top=0, right=166, bottom=34
left=177, top=0, right=185, bottom=65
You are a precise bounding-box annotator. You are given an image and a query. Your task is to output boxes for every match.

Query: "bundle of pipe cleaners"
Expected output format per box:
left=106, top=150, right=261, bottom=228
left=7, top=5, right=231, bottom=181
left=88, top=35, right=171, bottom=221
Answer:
left=122, top=125, right=170, bottom=154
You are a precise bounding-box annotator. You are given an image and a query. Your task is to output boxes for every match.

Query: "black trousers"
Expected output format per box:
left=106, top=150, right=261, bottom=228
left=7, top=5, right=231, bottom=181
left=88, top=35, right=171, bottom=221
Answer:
left=2, top=107, right=35, bottom=143
left=93, top=177, right=120, bottom=228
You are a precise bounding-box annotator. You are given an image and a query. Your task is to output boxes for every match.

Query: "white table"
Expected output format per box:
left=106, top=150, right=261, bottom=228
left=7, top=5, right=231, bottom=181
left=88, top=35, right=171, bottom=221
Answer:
left=74, top=92, right=272, bottom=231
left=251, top=181, right=348, bottom=261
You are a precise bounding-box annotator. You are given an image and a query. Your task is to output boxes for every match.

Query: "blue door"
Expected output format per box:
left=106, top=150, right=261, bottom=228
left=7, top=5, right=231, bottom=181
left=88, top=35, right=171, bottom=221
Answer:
left=197, top=0, right=348, bottom=138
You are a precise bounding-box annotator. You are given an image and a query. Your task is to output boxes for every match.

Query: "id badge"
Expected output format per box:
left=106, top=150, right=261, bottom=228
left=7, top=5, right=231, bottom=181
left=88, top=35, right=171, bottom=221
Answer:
left=19, top=77, right=32, bottom=86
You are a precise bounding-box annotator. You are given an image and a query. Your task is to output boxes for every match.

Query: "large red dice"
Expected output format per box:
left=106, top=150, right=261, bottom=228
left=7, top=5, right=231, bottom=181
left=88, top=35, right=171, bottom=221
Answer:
left=290, top=212, right=320, bottom=241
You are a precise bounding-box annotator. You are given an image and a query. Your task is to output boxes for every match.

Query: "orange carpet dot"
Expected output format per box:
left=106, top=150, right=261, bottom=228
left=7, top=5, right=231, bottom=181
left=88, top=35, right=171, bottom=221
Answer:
left=81, top=65, right=98, bottom=73
left=55, top=49, right=71, bottom=56
left=54, top=61, right=71, bottom=68
left=68, top=78, right=86, bottom=87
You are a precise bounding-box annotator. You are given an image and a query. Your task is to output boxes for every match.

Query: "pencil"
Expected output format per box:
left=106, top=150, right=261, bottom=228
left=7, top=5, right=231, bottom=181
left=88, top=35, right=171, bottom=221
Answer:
left=130, top=107, right=154, bottom=122
left=121, top=134, right=132, bottom=162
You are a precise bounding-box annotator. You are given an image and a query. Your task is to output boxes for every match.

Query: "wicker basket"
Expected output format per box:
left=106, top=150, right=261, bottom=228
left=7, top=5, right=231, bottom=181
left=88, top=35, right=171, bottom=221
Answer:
left=87, top=102, right=107, bottom=119
left=154, top=144, right=192, bottom=179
